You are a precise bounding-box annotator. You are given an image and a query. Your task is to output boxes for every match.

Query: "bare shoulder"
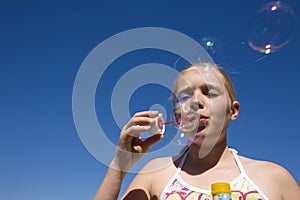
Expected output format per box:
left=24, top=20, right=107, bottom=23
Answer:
left=129, top=156, right=174, bottom=185
left=123, top=156, right=177, bottom=199
left=238, top=155, right=300, bottom=199
left=239, top=155, right=287, bottom=177
left=139, top=156, right=177, bottom=186
left=140, top=156, right=174, bottom=173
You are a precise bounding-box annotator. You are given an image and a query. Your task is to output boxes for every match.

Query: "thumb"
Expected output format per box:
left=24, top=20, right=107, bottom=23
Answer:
left=142, top=134, right=164, bottom=152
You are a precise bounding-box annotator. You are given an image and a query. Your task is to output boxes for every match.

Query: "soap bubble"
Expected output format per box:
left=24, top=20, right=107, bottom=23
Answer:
left=174, top=101, right=200, bottom=133
left=248, top=1, right=297, bottom=54
left=200, top=37, right=219, bottom=57
left=163, top=95, right=200, bottom=147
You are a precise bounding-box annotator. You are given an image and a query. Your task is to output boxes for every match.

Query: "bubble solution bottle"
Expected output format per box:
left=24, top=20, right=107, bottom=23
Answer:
left=211, top=182, right=232, bottom=200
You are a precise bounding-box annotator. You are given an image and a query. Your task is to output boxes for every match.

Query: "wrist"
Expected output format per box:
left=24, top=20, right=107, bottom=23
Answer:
left=109, top=159, right=128, bottom=179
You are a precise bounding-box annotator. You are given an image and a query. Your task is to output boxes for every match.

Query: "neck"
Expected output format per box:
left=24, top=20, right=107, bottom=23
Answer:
left=184, top=141, right=231, bottom=174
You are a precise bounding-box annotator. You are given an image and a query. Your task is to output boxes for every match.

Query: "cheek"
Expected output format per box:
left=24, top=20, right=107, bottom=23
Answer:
left=210, top=99, right=229, bottom=115
left=206, top=99, right=230, bottom=136
left=209, top=98, right=232, bottom=125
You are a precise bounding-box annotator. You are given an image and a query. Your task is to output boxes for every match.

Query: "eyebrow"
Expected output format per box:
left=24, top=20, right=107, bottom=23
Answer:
left=176, top=83, right=221, bottom=94
left=176, top=86, right=193, bottom=94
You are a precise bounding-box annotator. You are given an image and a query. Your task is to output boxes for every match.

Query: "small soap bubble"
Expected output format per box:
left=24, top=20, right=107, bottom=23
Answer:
left=199, top=37, right=219, bottom=58
left=248, top=1, right=297, bottom=54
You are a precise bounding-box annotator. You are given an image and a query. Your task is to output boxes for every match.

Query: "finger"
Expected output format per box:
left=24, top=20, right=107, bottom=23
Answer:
left=125, top=125, right=151, bottom=137
left=141, top=134, right=164, bottom=152
left=132, top=137, right=143, bottom=152
left=128, top=117, right=156, bottom=126
left=133, top=110, right=159, bottom=118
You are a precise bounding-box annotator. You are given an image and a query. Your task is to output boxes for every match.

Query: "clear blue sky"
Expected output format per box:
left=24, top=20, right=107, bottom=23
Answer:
left=1, top=0, right=299, bottom=199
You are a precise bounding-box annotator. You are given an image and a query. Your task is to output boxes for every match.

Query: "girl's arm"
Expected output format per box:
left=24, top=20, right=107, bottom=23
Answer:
left=93, top=111, right=163, bottom=200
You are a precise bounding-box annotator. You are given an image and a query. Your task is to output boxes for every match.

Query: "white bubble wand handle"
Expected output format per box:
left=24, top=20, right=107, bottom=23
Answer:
left=149, top=113, right=166, bottom=135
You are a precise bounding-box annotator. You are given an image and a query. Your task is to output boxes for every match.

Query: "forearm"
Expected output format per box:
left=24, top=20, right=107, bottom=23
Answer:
left=93, top=111, right=161, bottom=200
left=94, top=166, right=126, bottom=200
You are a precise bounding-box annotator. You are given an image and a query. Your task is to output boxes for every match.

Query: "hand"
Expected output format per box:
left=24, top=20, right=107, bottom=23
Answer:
left=111, top=111, right=164, bottom=172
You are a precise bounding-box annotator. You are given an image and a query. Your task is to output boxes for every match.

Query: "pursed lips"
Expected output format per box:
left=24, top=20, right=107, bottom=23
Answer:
left=199, top=115, right=209, bottom=126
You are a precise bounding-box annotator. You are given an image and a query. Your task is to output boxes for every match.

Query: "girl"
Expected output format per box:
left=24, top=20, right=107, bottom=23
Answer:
left=95, top=63, right=300, bottom=200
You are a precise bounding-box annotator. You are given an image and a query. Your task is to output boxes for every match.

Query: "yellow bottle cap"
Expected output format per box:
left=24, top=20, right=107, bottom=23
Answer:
left=211, top=182, right=231, bottom=195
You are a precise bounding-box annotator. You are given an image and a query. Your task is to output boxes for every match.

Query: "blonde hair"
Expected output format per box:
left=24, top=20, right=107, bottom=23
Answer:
left=173, top=63, right=237, bottom=103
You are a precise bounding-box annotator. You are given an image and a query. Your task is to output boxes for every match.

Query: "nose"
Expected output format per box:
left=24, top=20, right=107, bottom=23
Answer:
left=190, top=90, right=204, bottom=110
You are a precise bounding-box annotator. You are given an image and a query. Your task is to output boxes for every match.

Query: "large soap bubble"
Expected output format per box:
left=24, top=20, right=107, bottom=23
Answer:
left=248, top=1, right=297, bottom=54
left=162, top=95, right=201, bottom=147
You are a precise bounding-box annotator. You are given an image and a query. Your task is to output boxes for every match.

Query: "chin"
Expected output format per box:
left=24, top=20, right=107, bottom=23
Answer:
left=191, top=135, right=205, bottom=144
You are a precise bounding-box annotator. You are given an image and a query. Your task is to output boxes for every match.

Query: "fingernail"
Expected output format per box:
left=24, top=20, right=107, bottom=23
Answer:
left=150, top=111, right=158, bottom=116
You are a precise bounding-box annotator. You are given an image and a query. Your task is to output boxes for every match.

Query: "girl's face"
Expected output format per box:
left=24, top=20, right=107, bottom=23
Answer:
left=174, top=66, right=234, bottom=148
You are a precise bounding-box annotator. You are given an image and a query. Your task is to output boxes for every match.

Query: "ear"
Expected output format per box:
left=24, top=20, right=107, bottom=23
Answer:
left=230, top=101, right=240, bottom=120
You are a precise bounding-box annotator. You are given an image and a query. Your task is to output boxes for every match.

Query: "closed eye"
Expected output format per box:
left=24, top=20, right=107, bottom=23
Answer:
left=206, top=92, right=218, bottom=98
left=200, top=83, right=221, bottom=98
left=178, top=95, right=192, bottom=102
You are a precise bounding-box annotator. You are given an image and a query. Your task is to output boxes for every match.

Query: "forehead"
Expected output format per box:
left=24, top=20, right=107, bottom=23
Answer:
left=175, top=66, right=225, bottom=90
